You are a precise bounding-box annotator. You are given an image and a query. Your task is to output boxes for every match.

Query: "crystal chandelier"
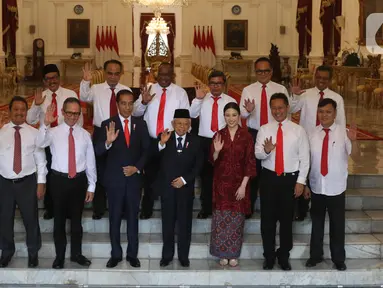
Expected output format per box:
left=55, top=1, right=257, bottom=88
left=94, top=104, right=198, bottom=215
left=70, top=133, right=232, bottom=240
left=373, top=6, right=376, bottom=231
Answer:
left=146, top=16, right=169, bottom=35
left=122, top=0, right=189, bottom=16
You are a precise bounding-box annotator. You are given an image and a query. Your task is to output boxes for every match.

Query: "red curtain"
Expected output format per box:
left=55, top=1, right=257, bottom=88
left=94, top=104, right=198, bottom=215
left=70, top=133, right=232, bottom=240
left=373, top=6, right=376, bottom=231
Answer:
left=140, top=13, right=176, bottom=67
left=296, top=0, right=312, bottom=57
left=320, top=0, right=342, bottom=56
left=2, top=0, right=18, bottom=60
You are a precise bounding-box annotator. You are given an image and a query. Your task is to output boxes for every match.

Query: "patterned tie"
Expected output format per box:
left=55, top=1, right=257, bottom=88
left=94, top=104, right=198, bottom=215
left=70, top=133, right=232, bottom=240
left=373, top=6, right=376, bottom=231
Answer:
left=110, top=88, right=118, bottom=118
left=51, top=93, right=58, bottom=127
left=321, top=128, right=330, bottom=176
left=177, top=137, right=183, bottom=151
left=260, top=84, right=268, bottom=126
left=124, top=119, right=130, bottom=147
left=156, top=88, right=167, bottom=136
left=68, top=127, right=77, bottom=178
left=275, top=122, right=284, bottom=176
left=211, top=96, right=220, bottom=132
left=316, top=91, right=325, bottom=126
left=13, top=126, right=22, bottom=174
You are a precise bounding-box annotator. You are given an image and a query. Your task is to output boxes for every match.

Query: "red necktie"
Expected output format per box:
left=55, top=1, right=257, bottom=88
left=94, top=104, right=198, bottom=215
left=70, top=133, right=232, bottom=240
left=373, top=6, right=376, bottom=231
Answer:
left=51, top=93, right=58, bottom=127
left=321, top=128, right=330, bottom=176
left=124, top=119, right=130, bottom=147
left=156, top=88, right=167, bottom=136
left=275, top=122, right=284, bottom=176
left=260, top=84, right=268, bottom=126
left=68, top=127, right=77, bottom=178
left=13, top=126, right=22, bottom=174
left=316, top=91, right=324, bottom=126
left=110, top=88, right=118, bottom=118
left=211, top=96, right=220, bottom=132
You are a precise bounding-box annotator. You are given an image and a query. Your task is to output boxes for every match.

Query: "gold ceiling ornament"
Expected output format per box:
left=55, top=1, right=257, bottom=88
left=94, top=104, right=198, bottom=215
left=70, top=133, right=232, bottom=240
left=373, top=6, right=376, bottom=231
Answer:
left=122, top=0, right=189, bottom=15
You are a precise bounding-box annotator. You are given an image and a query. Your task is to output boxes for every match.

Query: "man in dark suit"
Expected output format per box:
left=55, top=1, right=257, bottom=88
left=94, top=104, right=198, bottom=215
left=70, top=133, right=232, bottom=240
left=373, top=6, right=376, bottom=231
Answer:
left=156, top=109, right=203, bottom=268
left=95, top=89, right=150, bottom=268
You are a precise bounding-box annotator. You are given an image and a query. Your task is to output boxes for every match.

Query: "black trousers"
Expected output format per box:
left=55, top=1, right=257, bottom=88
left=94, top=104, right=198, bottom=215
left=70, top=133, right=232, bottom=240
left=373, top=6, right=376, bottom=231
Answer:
left=50, top=171, right=87, bottom=259
left=141, top=138, right=161, bottom=215
left=199, top=136, right=213, bottom=214
left=92, top=126, right=107, bottom=215
left=0, top=174, right=41, bottom=256
left=43, top=147, right=53, bottom=214
left=260, top=168, right=297, bottom=261
left=161, top=189, right=194, bottom=261
left=310, top=192, right=345, bottom=264
left=107, top=184, right=141, bottom=259
left=248, top=128, right=262, bottom=214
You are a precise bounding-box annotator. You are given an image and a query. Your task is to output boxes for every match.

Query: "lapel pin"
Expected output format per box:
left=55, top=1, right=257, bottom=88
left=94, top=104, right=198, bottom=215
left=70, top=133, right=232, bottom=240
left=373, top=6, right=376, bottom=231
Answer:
left=186, top=142, right=189, bottom=148
left=133, top=124, right=136, bottom=131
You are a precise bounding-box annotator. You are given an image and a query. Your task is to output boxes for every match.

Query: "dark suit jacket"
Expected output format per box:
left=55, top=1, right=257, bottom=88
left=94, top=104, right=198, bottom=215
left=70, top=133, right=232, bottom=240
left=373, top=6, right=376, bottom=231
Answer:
left=95, top=115, right=150, bottom=189
left=154, top=132, right=203, bottom=197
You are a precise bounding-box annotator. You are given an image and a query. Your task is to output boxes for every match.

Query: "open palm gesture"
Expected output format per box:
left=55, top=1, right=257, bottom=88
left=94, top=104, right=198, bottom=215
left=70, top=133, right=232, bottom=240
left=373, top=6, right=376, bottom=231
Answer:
left=82, top=62, right=92, bottom=81
left=243, top=98, right=255, bottom=113
left=141, top=84, right=156, bottom=104
left=213, top=133, right=224, bottom=152
left=194, top=82, right=207, bottom=99
left=160, top=129, right=171, bottom=145
left=263, top=137, right=275, bottom=153
left=290, top=78, right=306, bottom=95
left=347, top=123, right=357, bottom=141
left=105, top=121, right=119, bottom=145
left=34, top=88, right=46, bottom=106
left=44, top=104, right=58, bottom=126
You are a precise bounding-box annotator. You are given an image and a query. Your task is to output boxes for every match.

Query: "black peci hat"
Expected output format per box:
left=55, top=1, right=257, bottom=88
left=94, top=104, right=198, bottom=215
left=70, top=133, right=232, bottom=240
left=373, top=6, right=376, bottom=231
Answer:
left=173, top=109, right=190, bottom=119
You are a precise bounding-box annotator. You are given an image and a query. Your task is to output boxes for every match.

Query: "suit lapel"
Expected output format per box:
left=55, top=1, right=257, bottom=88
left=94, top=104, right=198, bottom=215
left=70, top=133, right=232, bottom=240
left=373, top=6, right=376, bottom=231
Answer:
left=130, top=117, right=136, bottom=146
left=113, top=116, right=126, bottom=147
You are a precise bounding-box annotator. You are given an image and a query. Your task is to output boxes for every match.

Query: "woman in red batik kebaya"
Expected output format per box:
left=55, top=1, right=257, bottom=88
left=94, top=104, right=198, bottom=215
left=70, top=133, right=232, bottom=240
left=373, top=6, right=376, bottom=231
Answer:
left=209, top=102, right=257, bottom=267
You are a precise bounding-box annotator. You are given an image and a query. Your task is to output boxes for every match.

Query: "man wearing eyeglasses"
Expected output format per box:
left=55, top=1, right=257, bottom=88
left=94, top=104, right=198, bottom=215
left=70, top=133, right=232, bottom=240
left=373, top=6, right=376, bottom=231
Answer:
left=36, top=97, right=96, bottom=269
left=27, top=64, right=83, bottom=220
left=133, top=62, right=190, bottom=219
left=190, top=70, right=236, bottom=219
left=239, top=57, right=289, bottom=218
left=80, top=59, right=132, bottom=220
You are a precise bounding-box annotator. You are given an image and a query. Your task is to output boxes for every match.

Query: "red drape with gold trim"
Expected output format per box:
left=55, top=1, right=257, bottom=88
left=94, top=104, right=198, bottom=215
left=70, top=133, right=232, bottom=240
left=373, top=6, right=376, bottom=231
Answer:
left=320, top=0, right=342, bottom=56
left=296, top=0, right=312, bottom=57
left=2, top=0, right=18, bottom=59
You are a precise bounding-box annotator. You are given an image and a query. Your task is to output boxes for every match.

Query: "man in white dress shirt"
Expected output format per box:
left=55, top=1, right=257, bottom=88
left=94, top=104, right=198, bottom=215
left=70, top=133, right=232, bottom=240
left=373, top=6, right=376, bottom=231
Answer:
left=190, top=70, right=236, bottom=219
left=36, top=97, right=96, bottom=269
left=240, top=57, right=289, bottom=218
left=255, top=93, right=310, bottom=271
left=27, top=64, right=82, bottom=220
left=290, top=65, right=346, bottom=221
left=133, top=62, right=190, bottom=219
left=304, top=98, right=358, bottom=271
left=80, top=60, right=131, bottom=219
left=0, top=96, right=47, bottom=268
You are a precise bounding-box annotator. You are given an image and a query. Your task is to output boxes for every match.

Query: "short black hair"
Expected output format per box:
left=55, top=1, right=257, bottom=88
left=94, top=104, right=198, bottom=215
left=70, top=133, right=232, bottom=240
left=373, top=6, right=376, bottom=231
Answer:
left=223, top=102, right=240, bottom=115
left=116, top=89, right=134, bottom=103
left=270, top=93, right=289, bottom=106
left=316, top=65, right=333, bottom=79
left=208, top=70, right=226, bottom=83
left=158, top=62, right=174, bottom=73
left=318, top=98, right=337, bottom=110
left=254, top=57, right=272, bottom=68
left=63, top=97, right=81, bottom=111
left=104, top=59, right=123, bottom=71
left=9, top=96, right=28, bottom=111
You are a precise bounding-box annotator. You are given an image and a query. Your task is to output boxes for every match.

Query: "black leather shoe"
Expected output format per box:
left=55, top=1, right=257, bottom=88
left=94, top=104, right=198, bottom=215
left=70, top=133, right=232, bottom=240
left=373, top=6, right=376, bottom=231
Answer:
left=334, top=262, right=347, bottom=271
left=245, top=214, right=252, bottom=220
left=106, top=257, right=122, bottom=268
left=43, top=211, right=53, bottom=220
left=294, top=215, right=305, bottom=221
left=52, top=257, right=64, bottom=269
left=28, top=253, right=38, bottom=268
left=0, top=254, right=13, bottom=268
left=179, top=259, right=190, bottom=267
left=160, top=258, right=172, bottom=267
left=278, top=260, right=292, bottom=271
left=197, top=210, right=209, bottom=219
left=92, top=213, right=103, bottom=220
left=70, top=255, right=91, bottom=267
left=139, top=212, right=152, bottom=220
left=262, top=259, right=274, bottom=270
left=126, top=256, right=141, bottom=268
left=305, top=258, right=323, bottom=267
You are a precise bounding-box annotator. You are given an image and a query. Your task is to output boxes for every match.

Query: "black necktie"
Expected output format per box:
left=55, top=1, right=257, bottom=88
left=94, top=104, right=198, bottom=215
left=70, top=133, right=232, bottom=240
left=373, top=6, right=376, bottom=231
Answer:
left=177, top=137, right=183, bottom=151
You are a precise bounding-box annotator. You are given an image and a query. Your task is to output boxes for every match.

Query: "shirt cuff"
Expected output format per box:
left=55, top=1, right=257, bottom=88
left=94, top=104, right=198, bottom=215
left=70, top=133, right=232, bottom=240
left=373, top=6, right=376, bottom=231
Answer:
left=105, top=142, right=112, bottom=150
left=297, top=176, right=306, bottom=185
left=37, top=174, right=46, bottom=184
left=87, top=184, right=96, bottom=193
left=158, top=142, right=166, bottom=151
left=181, top=177, right=187, bottom=185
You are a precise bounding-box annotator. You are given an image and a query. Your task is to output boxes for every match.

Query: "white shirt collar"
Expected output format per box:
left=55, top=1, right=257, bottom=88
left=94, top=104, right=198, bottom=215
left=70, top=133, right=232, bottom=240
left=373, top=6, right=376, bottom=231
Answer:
left=104, top=82, right=121, bottom=90
left=62, top=121, right=78, bottom=131
left=175, top=132, right=186, bottom=141
left=119, top=114, right=131, bottom=125
left=314, top=87, right=330, bottom=94
left=9, top=121, right=28, bottom=128
left=320, top=122, right=337, bottom=131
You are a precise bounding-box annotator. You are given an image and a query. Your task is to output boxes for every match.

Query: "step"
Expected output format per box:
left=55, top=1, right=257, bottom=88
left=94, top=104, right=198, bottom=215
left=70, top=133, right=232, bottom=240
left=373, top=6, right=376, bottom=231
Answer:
left=14, top=210, right=378, bottom=234
left=1, top=258, right=383, bottom=286
left=11, top=232, right=383, bottom=260
left=348, top=174, right=383, bottom=189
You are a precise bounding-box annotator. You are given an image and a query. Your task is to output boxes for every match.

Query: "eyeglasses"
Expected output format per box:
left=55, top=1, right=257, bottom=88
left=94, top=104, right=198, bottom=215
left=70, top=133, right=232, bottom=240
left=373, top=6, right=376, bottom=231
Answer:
left=106, top=72, right=121, bottom=76
left=64, top=111, right=81, bottom=117
left=44, top=75, right=59, bottom=81
left=255, top=69, right=272, bottom=75
left=209, top=82, right=224, bottom=86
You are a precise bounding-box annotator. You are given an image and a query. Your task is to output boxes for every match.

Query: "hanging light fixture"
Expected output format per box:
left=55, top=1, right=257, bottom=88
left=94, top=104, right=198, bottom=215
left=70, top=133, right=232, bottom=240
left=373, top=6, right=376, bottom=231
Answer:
left=122, top=0, right=189, bottom=17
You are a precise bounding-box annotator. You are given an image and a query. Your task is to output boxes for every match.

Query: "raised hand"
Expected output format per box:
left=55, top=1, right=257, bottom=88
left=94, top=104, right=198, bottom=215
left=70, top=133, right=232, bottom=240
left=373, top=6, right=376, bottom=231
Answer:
left=34, top=88, right=46, bottom=106
left=243, top=98, right=255, bottom=113
left=160, top=128, right=171, bottom=145
left=82, top=62, right=92, bottom=81
left=263, top=137, right=275, bottom=154
left=290, top=78, right=306, bottom=95
left=105, top=121, right=120, bottom=145
left=213, top=133, right=224, bottom=152
left=140, top=84, right=156, bottom=105
left=347, top=123, right=357, bottom=141
left=44, top=104, right=58, bottom=126
left=194, top=82, right=207, bottom=99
